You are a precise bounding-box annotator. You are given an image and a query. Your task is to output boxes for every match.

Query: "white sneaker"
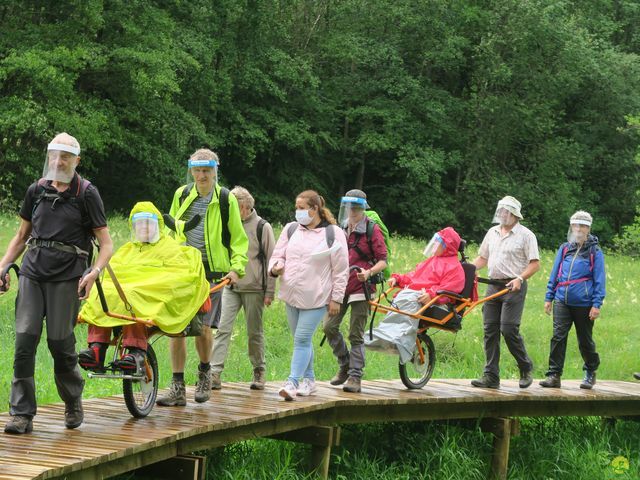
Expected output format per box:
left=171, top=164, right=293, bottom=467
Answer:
left=297, top=378, right=317, bottom=397
left=278, top=381, right=297, bottom=401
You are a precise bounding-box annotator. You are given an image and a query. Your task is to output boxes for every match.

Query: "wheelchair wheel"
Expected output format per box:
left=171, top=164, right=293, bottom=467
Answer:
left=399, top=333, right=435, bottom=389
left=123, top=343, right=158, bottom=418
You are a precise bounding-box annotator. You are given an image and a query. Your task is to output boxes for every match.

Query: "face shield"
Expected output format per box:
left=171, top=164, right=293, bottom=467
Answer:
left=43, top=143, right=80, bottom=183
left=492, top=205, right=518, bottom=227
left=187, top=159, right=217, bottom=189
left=131, top=212, right=160, bottom=244
left=567, top=223, right=591, bottom=244
left=338, top=196, right=368, bottom=228
left=423, top=233, right=446, bottom=258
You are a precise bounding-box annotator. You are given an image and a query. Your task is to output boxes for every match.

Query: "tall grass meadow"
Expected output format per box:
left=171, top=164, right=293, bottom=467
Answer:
left=0, top=215, right=638, bottom=479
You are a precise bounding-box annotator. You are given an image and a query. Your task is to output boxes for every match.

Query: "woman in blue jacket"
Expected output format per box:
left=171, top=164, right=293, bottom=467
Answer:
left=540, top=211, right=605, bottom=390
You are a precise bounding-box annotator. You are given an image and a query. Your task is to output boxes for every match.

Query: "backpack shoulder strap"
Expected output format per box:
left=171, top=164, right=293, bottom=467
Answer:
left=287, top=222, right=299, bottom=239
left=179, top=183, right=194, bottom=206
left=76, top=176, right=92, bottom=231
left=220, top=187, right=230, bottom=251
left=325, top=224, right=335, bottom=248
left=256, top=218, right=267, bottom=259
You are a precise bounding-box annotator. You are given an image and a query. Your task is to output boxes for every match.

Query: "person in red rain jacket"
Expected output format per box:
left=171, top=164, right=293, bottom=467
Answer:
left=366, top=227, right=465, bottom=363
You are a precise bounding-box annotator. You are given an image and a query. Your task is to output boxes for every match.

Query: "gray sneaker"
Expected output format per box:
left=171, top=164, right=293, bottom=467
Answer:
left=4, top=415, right=33, bottom=434
left=64, top=399, right=84, bottom=429
left=195, top=370, right=212, bottom=403
left=211, top=371, right=222, bottom=390
left=250, top=368, right=266, bottom=390
left=156, top=380, right=187, bottom=406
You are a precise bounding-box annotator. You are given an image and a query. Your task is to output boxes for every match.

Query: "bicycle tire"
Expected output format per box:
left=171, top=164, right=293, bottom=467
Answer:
left=123, top=343, right=158, bottom=418
left=399, top=333, right=436, bottom=389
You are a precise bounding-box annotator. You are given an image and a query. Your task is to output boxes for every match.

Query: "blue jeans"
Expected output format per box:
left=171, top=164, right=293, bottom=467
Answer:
left=286, top=304, right=327, bottom=386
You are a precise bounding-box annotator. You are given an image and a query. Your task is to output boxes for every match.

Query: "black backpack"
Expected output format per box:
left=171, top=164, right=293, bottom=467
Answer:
left=179, top=183, right=231, bottom=251
left=256, top=218, right=268, bottom=293
left=31, top=174, right=95, bottom=261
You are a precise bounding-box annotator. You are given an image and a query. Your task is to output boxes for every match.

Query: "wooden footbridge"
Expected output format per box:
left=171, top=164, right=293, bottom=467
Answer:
left=1, top=379, right=639, bottom=480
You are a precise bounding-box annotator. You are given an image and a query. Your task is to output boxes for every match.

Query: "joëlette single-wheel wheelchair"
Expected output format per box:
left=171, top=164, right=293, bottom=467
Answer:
left=362, top=240, right=511, bottom=389
left=1, top=262, right=228, bottom=419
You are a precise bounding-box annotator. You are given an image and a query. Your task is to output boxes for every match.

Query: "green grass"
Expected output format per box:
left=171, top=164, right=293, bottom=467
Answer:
left=0, top=214, right=638, bottom=479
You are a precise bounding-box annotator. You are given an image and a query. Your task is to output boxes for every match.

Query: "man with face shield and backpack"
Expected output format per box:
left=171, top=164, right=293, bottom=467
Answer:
left=156, top=149, right=248, bottom=407
left=471, top=196, right=540, bottom=389
left=0, top=133, right=113, bottom=434
left=322, top=190, right=387, bottom=393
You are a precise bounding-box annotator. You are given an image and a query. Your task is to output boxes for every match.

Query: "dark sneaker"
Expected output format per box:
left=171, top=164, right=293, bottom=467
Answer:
left=250, top=368, right=266, bottom=390
left=580, top=371, right=596, bottom=389
left=195, top=370, right=212, bottom=403
left=539, top=374, right=561, bottom=388
left=343, top=376, right=362, bottom=393
left=78, top=342, right=108, bottom=372
left=471, top=375, right=500, bottom=389
left=4, top=415, right=33, bottom=434
left=156, top=380, right=187, bottom=406
left=114, top=348, right=146, bottom=375
left=519, top=370, right=533, bottom=389
left=634, top=372, right=640, bottom=381
left=211, top=371, right=222, bottom=390
left=65, top=399, right=84, bottom=429
left=329, top=366, right=349, bottom=386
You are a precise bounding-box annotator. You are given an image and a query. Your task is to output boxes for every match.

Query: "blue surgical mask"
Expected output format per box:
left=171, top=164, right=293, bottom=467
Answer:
left=295, top=209, right=313, bottom=225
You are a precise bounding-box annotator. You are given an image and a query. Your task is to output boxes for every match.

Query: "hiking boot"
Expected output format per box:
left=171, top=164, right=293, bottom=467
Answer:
left=580, top=371, right=596, bottom=389
left=78, top=342, right=108, bottom=372
left=343, top=376, right=362, bottom=393
left=156, top=380, right=187, bottom=406
left=634, top=372, right=640, bottom=381
left=4, top=415, right=33, bottom=434
left=210, top=371, right=222, bottom=390
left=519, top=370, right=533, bottom=389
left=195, top=370, right=212, bottom=403
left=250, top=368, right=266, bottom=390
left=471, top=375, right=500, bottom=389
left=297, top=378, right=317, bottom=397
left=278, top=380, right=297, bottom=401
left=65, top=399, right=84, bottom=429
left=539, top=374, right=561, bottom=388
left=329, top=366, right=349, bottom=386
left=113, top=348, right=146, bottom=375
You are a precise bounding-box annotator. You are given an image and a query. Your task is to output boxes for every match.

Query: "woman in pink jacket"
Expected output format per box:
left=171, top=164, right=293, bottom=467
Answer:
left=269, top=190, right=349, bottom=400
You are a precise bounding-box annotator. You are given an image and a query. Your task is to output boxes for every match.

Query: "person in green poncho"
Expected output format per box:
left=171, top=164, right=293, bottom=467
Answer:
left=78, top=201, right=210, bottom=374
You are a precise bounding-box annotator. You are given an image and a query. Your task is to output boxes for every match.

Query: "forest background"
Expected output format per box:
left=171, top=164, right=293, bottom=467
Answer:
left=3, top=0, right=640, bottom=249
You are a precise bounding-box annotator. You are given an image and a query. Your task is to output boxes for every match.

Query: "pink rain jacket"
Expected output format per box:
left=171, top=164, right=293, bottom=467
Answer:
left=391, top=227, right=465, bottom=303
left=269, top=222, right=349, bottom=309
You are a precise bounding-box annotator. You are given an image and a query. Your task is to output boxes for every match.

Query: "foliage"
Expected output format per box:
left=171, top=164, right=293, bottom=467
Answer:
left=1, top=1, right=640, bottom=245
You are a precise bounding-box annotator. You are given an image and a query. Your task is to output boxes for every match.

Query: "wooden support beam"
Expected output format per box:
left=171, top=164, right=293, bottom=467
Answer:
left=480, top=418, right=515, bottom=480
left=268, top=426, right=340, bottom=479
left=132, top=454, right=206, bottom=480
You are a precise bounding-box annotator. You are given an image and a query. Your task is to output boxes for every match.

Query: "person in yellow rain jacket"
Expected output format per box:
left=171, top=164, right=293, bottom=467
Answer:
left=78, top=201, right=210, bottom=374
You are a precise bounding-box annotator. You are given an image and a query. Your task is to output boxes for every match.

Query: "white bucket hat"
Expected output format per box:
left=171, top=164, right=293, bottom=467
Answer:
left=497, top=196, right=523, bottom=219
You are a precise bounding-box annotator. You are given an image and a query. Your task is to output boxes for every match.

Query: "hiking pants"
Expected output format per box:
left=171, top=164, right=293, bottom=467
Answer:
left=10, top=276, right=84, bottom=418
left=482, top=282, right=533, bottom=380
left=211, top=288, right=266, bottom=374
left=546, top=301, right=600, bottom=376
left=323, top=300, right=369, bottom=378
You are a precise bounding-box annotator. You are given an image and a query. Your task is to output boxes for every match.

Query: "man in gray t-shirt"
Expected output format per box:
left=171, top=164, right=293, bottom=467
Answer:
left=471, top=196, right=540, bottom=390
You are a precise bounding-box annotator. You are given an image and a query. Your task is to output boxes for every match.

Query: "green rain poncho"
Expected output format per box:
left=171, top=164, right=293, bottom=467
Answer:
left=80, top=201, right=210, bottom=334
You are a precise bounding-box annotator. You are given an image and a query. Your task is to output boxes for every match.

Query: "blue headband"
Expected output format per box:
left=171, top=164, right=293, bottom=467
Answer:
left=132, top=212, right=158, bottom=222
left=188, top=159, right=217, bottom=168
left=340, top=196, right=367, bottom=206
